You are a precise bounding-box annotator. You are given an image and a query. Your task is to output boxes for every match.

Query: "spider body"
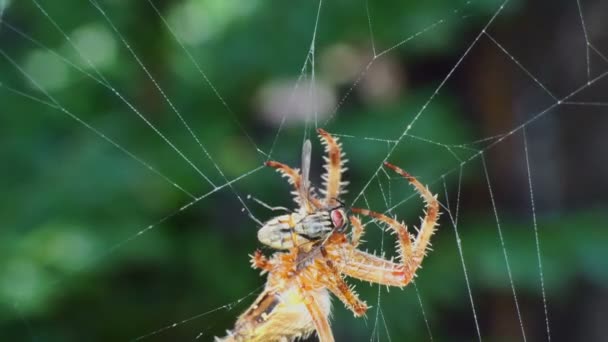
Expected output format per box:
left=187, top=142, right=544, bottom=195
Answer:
left=219, top=248, right=333, bottom=342
left=217, top=129, right=439, bottom=342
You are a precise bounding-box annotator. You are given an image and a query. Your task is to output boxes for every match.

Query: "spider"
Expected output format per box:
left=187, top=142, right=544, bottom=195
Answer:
left=216, top=129, right=439, bottom=342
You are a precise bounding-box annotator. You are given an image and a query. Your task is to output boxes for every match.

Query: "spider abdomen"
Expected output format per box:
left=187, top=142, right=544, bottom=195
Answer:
left=217, top=276, right=331, bottom=342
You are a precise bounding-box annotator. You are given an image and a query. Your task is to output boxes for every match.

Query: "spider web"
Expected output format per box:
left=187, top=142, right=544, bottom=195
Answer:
left=1, top=0, right=607, bottom=341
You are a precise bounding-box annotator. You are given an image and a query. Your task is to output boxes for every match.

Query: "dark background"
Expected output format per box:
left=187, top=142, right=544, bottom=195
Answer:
left=1, top=0, right=607, bottom=341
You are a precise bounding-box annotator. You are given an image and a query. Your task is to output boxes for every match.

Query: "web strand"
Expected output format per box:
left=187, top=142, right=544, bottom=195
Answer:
left=88, top=0, right=228, bottom=189
left=588, top=43, right=608, bottom=64
left=325, top=18, right=446, bottom=126
left=373, top=164, right=433, bottom=342
left=413, top=282, right=433, bottom=342
left=132, top=285, right=265, bottom=341
left=483, top=32, right=558, bottom=101
left=30, top=0, right=262, bottom=222
left=575, top=0, right=591, bottom=81
left=378, top=309, right=393, bottom=342
left=442, top=168, right=482, bottom=341
left=35, top=164, right=264, bottom=314
left=98, top=165, right=263, bottom=265
left=350, top=0, right=511, bottom=208
left=29, top=0, right=217, bottom=188
left=522, top=128, right=551, bottom=341
left=362, top=193, right=388, bottom=342
left=365, top=0, right=376, bottom=57
left=0, top=0, right=5, bottom=32
left=385, top=64, right=608, bottom=216
left=309, top=0, right=322, bottom=130
left=324, top=1, right=481, bottom=126
left=346, top=51, right=608, bottom=337
left=143, top=0, right=267, bottom=159
left=481, top=154, right=527, bottom=341
left=266, top=0, right=324, bottom=161
left=0, top=40, right=197, bottom=200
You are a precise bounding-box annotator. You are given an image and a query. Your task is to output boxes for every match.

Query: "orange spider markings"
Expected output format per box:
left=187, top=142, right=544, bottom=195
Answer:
left=251, top=249, right=275, bottom=275
left=327, top=232, right=348, bottom=244
left=217, top=132, right=439, bottom=342
left=326, top=272, right=368, bottom=316
left=265, top=161, right=302, bottom=189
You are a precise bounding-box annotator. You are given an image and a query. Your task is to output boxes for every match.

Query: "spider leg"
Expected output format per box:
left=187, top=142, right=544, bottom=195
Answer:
left=306, top=296, right=334, bottom=342
left=299, top=287, right=335, bottom=342
left=333, top=248, right=414, bottom=287
left=325, top=278, right=368, bottom=317
left=335, top=164, right=438, bottom=287
left=265, top=160, right=322, bottom=211
left=250, top=249, right=273, bottom=273
left=350, top=208, right=414, bottom=262
left=316, top=247, right=368, bottom=317
left=349, top=215, right=365, bottom=247
left=346, top=209, right=417, bottom=286
left=317, top=129, right=348, bottom=207
left=383, top=162, right=439, bottom=261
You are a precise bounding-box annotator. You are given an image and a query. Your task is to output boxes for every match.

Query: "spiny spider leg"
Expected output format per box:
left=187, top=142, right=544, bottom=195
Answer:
left=383, top=161, right=439, bottom=260
left=334, top=163, right=439, bottom=287
left=250, top=249, right=273, bottom=273
left=344, top=208, right=417, bottom=286
left=349, top=216, right=365, bottom=247
left=350, top=207, right=414, bottom=260
left=265, top=160, right=322, bottom=211
left=318, top=246, right=368, bottom=317
left=298, top=282, right=335, bottom=342
left=317, top=128, right=348, bottom=208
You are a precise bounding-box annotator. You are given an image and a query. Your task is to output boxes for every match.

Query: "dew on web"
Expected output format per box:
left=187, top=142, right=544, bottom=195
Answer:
left=1, top=0, right=607, bottom=340
left=522, top=127, right=551, bottom=341
left=481, top=153, right=528, bottom=341
left=442, top=166, right=482, bottom=341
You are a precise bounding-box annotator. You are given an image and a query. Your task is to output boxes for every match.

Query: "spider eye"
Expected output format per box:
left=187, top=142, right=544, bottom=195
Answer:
left=330, top=209, right=345, bottom=230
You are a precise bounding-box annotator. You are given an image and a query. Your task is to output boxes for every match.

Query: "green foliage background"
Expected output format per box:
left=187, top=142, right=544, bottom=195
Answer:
left=1, top=0, right=607, bottom=341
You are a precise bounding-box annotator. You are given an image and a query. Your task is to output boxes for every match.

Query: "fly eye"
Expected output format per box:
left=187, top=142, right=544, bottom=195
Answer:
left=330, top=209, right=345, bottom=230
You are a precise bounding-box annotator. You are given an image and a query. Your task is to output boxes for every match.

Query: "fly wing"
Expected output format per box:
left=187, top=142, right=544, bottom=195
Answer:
left=301, top=140, right=311, bottom=193
left=300, top=139, right=313, bottom=213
